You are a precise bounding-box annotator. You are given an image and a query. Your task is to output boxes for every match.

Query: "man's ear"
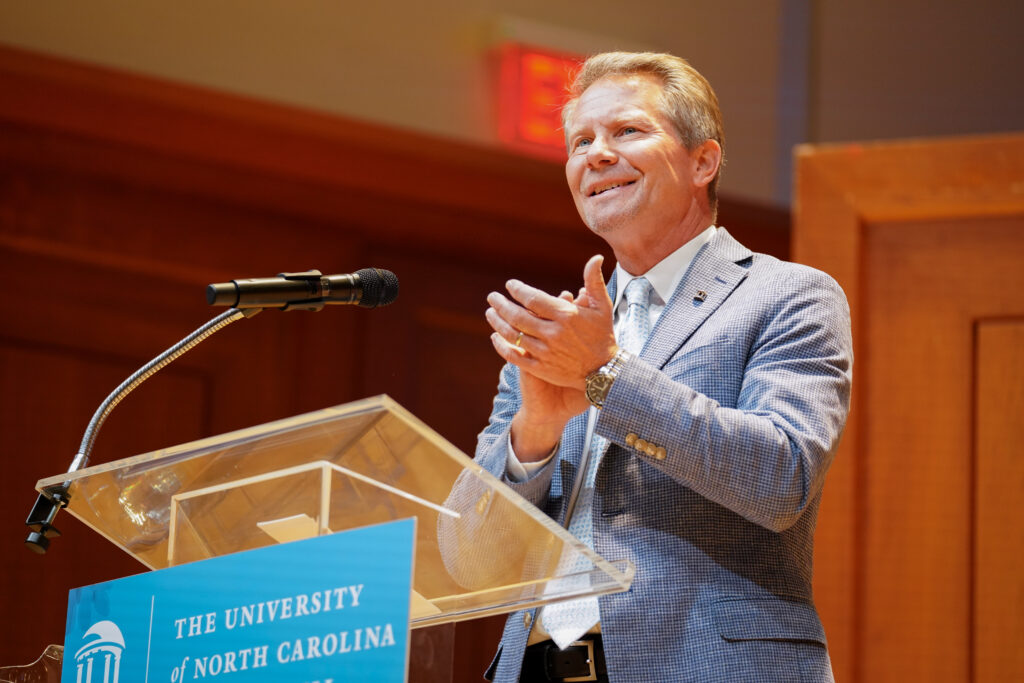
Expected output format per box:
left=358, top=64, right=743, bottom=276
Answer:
left=691, top=139, right=722, bottom=189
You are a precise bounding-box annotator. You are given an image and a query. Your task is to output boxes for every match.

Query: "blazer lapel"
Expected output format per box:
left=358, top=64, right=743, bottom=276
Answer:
left=640, top=228, right=752, bottom=370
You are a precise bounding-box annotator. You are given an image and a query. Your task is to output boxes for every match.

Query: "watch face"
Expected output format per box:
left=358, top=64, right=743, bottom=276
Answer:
left=586, top=373, right=613, bottom=407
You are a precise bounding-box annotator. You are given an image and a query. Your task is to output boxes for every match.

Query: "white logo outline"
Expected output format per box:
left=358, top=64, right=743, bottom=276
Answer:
left=74, top=620, right=125, bottom=683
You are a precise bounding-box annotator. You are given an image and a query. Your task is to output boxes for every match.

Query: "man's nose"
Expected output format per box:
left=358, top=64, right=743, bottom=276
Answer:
left=586, top=136, right=617, bottom=166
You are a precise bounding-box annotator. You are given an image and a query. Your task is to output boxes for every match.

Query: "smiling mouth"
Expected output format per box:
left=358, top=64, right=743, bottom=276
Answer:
left=589, top=180, right=636, bottom=197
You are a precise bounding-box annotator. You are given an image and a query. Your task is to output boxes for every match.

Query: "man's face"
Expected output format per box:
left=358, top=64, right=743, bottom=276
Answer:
left=564, top=74, right=700, bottom=245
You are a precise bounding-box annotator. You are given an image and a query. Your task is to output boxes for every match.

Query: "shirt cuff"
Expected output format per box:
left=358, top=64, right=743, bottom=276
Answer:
left=505, top=434, right=558, bottom=482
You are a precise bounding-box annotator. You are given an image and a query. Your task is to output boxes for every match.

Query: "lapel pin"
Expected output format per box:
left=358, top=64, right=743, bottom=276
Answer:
left=694, top=290, right=707, bottom=302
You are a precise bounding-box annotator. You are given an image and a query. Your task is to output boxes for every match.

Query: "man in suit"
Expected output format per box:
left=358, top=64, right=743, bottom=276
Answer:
left=478, top=52, right=852, bottom=682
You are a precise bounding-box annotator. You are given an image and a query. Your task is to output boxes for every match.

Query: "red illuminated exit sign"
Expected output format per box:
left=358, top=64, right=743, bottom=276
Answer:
left=498, top=44, right=583, bottom=160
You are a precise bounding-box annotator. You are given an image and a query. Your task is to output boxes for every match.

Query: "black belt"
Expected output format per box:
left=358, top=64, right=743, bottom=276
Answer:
left=521, top=636, right=608, bottom=682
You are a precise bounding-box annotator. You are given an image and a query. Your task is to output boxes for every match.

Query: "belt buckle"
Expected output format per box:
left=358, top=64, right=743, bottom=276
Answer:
left=562, top=639, right=597, bottom=682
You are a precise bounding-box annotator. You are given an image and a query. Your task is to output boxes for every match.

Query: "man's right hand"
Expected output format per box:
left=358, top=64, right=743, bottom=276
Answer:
left=510, top=366, right=587, bottom=462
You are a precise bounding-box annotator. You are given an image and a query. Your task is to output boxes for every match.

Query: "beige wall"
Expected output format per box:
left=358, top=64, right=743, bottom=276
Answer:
left=813, top=0, right=1024, bottom=143
left=1, top=0, right=1020, bottom=207
left=0, top=0, right=784, bottom=203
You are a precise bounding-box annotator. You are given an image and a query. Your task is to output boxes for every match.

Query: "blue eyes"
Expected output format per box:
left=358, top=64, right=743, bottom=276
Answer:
left=574, top=127, right=639, bottom=149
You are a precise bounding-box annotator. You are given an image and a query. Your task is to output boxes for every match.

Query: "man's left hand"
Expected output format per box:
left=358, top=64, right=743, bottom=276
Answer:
left=486, top=254, right=617, bottom=390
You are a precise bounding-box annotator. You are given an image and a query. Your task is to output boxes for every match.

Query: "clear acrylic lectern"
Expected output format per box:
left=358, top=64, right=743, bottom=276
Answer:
left=36, top=395, right=634, bottom=627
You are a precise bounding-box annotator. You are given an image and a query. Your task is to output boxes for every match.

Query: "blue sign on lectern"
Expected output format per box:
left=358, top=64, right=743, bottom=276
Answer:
left=63, top=519, right=414, bottom=683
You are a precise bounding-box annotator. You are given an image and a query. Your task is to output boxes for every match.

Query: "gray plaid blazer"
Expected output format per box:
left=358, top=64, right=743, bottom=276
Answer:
left=473, top=228, right=852, bottom=682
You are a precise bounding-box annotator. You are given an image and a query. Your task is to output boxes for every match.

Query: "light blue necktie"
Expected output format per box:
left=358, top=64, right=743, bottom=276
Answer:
left=542, top=277, right=654, bottom=648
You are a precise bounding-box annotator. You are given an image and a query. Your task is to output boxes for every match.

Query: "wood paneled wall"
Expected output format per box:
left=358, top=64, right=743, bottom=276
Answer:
left=0, top=45, right=788, bottom=679
left=794, top=134, right=1024, bottom=683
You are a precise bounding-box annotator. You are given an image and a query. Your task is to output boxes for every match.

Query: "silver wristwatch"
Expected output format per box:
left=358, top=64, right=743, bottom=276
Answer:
left=585, top=349, right=633, bottom=409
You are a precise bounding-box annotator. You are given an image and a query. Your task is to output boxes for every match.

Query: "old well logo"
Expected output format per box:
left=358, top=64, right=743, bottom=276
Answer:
left=74, top=620, right=125, bottom=683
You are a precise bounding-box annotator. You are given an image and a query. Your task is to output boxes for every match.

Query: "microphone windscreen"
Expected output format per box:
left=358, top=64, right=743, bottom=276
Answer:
left=357, top=268, right=399, bottom=308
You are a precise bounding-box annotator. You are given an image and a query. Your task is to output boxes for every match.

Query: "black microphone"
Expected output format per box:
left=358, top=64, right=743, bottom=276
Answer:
left=207, top=268, right=398, bottom=311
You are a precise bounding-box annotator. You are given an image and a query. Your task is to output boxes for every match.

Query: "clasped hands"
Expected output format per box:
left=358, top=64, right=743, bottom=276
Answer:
left=485, top=255, right=618, bottom=461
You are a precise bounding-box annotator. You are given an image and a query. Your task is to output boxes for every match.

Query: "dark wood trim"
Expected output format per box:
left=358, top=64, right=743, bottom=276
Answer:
left=0, top=44, right=789, bottom=268
left=0, top=44, right=598, bottom=270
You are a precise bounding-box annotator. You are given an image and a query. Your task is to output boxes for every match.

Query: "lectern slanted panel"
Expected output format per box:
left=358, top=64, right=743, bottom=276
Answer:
left=37, top=395, right=633, bottom=627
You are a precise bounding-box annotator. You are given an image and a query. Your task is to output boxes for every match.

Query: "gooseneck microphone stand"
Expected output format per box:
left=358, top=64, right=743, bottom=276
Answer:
left=24, top=307, right=262, bottom=553
left=23, top=266, right=398, bottom=554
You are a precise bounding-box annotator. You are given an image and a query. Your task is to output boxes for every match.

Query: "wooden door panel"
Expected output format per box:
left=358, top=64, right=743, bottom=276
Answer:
left=794, top=135, right=1024, bottom=683
left=975, top=320, right=1024, bottom=681
left=861, top=217, right=1024, bottom=681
